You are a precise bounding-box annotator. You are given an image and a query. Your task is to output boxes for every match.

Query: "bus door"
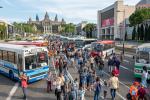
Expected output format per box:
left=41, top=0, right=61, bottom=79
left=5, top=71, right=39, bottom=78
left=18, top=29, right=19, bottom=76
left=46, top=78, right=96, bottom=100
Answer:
left=17, top=54, right=23, bottom=75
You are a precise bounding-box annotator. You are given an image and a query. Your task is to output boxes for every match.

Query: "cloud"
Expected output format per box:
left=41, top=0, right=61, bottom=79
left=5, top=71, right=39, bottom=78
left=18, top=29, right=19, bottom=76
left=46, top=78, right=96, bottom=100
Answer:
left=1, top=0, right=140, bottom=23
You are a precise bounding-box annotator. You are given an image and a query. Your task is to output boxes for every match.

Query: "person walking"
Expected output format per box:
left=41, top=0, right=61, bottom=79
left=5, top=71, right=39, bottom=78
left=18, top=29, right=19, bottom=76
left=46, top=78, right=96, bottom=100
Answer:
left=129, top=82, right=139, bottom=100
left=54, top=77, right=62, bottom=100
left=108, top=57, right=113, bottom=73
left=46, top=71, right=53, bottom=92
left=72, top=78, right=79, bottom=100
left=93, top=77, right=102, bottom=100
left=141, top=66, right=148, bottom=88
left=20, top=73, right=28, bottom=100
left=108, top=73, right=119, bottom=100
left=138, top=84, right=146, bottom=100
left=78, top=85, right=86, bottom=100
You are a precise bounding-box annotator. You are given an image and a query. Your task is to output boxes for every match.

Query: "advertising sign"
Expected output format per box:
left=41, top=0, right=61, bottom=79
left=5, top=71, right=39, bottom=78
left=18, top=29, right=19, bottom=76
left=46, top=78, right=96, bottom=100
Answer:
left=102, top=18, right=114, bottom=27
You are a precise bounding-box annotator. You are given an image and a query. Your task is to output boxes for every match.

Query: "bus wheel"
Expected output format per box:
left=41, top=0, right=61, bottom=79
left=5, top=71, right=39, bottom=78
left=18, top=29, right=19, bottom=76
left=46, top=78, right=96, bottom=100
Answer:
left=9, top=70, right=14, bottom=80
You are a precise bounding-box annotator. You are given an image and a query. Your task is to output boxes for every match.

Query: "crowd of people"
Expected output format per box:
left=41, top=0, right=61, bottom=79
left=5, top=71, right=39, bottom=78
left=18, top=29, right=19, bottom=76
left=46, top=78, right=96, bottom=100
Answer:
left=19, top=36, right=149, bottom=100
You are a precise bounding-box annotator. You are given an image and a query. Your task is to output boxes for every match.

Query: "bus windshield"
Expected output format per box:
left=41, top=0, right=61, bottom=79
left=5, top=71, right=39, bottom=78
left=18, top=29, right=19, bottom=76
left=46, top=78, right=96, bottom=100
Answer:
left=91, top=43, right=103, bottom=52
left=25, top=52, right=48, bottom=70
left=75, top=40, right=84, bottom=48
left=136, top=51, right=149, bottom=64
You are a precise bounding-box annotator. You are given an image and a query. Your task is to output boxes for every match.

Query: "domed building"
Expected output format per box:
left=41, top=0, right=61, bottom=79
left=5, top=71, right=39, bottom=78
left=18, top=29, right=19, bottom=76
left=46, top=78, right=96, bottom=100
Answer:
left=27, top=12, right=66, bottom=34
left=136, top=0, right=150, bottom=9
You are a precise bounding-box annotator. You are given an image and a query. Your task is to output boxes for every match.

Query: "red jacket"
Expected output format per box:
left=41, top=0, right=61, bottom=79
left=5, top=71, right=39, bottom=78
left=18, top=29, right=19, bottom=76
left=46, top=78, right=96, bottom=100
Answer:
left=112, top=68, right=119, bottom=77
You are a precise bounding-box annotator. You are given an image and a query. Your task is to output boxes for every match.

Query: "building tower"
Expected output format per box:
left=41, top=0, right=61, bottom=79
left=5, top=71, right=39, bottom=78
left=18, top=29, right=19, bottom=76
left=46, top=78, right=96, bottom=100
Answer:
left=36, top=14, right=39, bottom=21
left=44, top=12, right=49, bottom=20
left=54, top=14, right=58, bottom=22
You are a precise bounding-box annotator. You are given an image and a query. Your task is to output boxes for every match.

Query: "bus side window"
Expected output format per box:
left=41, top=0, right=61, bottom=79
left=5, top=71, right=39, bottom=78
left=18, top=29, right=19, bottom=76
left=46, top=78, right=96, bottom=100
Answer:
left=18, top=54, right=23, bottom=71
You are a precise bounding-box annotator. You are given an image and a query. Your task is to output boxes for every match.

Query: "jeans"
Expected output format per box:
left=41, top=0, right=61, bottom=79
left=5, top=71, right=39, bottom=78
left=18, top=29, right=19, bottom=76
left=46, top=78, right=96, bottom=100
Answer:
left=75, top=89, right=78, bottom=100
left=94, top=92, right=100, bottom=100
left=110, top=89, right=116, bottom=100
left=57, top=91, right=61, bottom=100
left=22, top=87, right=27, bottom=99
left=141, top=77, right=147, bottom=88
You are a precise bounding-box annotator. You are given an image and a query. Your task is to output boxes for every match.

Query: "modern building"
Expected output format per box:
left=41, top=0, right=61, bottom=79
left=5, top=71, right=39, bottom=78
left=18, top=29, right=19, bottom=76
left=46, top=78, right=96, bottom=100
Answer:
left=0, top=20, right=14, bottom=39
left=97, top=0, right=135, bottom=40
left=136, top=0, right=150, bottom=9
left=27, top=12, right=66, bottom=34
left=75, top=21, right=87, bottom=36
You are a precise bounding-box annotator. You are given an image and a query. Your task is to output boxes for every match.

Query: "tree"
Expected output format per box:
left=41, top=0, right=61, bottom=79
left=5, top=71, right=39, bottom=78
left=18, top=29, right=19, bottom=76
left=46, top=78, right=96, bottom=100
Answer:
left=137, top=25, right=141, bottom=40
left=129, top=8, right=150, bottom=26
left=83, top=23, right=95, bottom=38
left=144, top=24, right=149, bottom=41
left=132, top=27, right=136, bottom=40
left=0, top=24, right=6, bottom=40
left=140, top=24, right=144, bottom=40
left=148, top=25, right=150, bottom=41
left=61, top=23, right=75, bottom=35
left=13, top=22, right=38, bottom=35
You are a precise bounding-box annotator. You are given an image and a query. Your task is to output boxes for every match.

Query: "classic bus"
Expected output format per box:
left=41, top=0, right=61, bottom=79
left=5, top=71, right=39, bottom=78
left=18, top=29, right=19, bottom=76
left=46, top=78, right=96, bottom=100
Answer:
left=134, top=43, right=150, bottom=79
left=0, top=43, right=49, bottom=83
left=8, top=40, right=48, bottom=47
left=90, top=40, right=115, bottom=58
left=75, top=38, right=97, bottom=48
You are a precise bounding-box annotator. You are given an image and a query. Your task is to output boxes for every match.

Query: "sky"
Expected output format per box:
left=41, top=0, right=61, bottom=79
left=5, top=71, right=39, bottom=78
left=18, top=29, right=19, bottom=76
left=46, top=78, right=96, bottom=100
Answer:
left=0, top=0, right=140, bottom=24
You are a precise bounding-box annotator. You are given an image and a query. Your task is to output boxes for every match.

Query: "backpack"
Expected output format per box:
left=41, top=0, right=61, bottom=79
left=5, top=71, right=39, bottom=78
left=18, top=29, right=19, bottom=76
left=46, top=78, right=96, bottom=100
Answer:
left=95, top=83, right=101, bottom=93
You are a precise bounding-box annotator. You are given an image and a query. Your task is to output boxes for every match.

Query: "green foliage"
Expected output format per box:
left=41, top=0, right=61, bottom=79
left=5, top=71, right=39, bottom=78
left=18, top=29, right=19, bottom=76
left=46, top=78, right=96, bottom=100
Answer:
left=83, top=23, right=95, bottom=38
left=13, top=22, right=37, bottom=34
left=61, top=23, right=75, bottom=34
left=0, top=24, right=6, bottom=40
left=129, top=8, right=150, bottom=26
left=144, top=24, right=148, bottom=41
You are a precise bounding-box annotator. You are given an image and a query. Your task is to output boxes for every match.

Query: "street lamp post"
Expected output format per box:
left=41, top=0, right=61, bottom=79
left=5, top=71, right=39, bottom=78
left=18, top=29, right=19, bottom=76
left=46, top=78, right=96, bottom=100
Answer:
left=117, top=10, right=125, bottom=55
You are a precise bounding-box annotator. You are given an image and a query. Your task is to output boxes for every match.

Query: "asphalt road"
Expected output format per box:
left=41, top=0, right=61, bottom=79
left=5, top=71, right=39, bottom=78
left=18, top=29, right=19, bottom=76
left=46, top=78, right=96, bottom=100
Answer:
left=0, top=50, right=144, bottom=100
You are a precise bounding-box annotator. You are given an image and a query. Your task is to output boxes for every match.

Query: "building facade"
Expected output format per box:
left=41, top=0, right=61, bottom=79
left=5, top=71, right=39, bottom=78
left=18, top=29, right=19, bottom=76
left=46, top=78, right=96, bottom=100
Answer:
left=0, top=20, right=14, bottom=39
left=97, top=0, right=135, bottom=40
left=27, top=12, right=66, bottom=34
left=136, top=0, right=150, bottom=9
left=75, top=21, right=87, bottom=36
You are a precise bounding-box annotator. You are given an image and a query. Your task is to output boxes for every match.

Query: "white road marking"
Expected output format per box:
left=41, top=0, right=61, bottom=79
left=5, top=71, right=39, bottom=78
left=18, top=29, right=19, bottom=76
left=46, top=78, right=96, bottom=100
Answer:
left=120, top=65, right=133, bottom=72
left=123, top=60, right=129, bottom=63
left=6, top=83, right=19, bottom=100
left=125, top=54, right=134, bottom=58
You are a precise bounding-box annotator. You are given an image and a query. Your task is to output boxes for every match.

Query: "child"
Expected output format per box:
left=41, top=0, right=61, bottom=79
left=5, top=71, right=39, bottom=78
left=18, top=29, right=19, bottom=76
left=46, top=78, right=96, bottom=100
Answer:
left=103, top=80, right=108, bottom=99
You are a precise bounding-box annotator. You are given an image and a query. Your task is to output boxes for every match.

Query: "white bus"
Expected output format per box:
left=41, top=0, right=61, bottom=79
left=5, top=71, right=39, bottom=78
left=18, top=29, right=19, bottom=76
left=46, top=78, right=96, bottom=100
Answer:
left=0, top=43, right=49, bottom=83
left=90, top=40, right=115, bottom=58
left=75, top=38, right=97, bottom=48
left=134, top=43, right=150, bottom=79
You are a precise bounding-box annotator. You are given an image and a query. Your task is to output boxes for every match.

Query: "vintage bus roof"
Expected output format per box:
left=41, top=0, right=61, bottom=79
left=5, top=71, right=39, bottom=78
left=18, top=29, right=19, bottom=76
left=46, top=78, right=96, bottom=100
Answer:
left=0, top=43, right=46, bottom=54
left=96, top=40, right=115, bottom=44
left=137, top=43, right=150, bottom=52
left=8, top=40, right=47, bottom=47
left=75, top=38, right=97, bottom=41
left=138, top=43, right=150, bottom=48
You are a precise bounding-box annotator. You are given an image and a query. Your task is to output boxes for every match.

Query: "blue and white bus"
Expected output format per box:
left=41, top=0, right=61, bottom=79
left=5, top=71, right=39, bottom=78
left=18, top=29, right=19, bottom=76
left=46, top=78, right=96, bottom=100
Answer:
left=0, top=43, right=49, bottom=83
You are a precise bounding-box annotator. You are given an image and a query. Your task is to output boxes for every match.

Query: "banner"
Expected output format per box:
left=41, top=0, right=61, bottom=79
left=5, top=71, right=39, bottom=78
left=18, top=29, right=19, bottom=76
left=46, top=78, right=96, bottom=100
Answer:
left=102, top=18, right=114, bottom=27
